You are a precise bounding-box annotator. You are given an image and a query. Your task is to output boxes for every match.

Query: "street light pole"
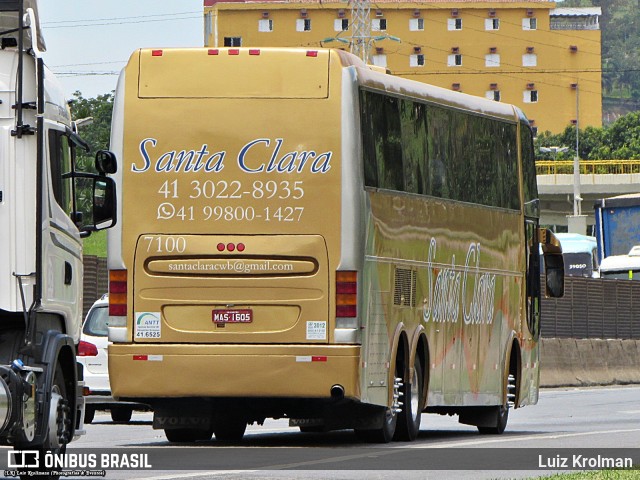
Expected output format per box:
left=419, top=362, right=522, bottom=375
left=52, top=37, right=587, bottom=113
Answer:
left=573, top=83, right=581, bottom=217
left=568, top=82, right=586, bottom=235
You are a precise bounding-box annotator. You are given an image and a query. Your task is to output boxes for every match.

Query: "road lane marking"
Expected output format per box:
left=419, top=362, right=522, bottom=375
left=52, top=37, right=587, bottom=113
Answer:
left=401, top=427, right=640, bottom=448
left=137, top=471, right=256, bottom=480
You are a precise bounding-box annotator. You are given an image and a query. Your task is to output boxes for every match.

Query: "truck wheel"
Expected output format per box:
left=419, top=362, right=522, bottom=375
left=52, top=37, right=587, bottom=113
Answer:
left=47, top=364, right=72, bottom=450
left=164, top=428, right=214, bottom=443
left=213, top=417, right=247, bottom=442
left=20, top=365, right=71, bottom=480
left=84, top=407, right=95, bottom=424
left=394, top=356, right=423, bottom=441
left=110, top=407, right=132, bottom=423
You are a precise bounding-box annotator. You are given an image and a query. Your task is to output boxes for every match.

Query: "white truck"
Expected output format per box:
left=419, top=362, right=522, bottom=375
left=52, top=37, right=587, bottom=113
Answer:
left=0, top=0, right=116, bottom=452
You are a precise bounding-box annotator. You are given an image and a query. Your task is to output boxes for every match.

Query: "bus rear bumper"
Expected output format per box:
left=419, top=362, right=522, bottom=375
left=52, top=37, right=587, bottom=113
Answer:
left=108, top=344, right=361, bottom=400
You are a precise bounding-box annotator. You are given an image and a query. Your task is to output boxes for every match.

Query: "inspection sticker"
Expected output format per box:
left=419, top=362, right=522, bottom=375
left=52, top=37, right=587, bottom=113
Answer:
left=306, top=321, right=326, bottom=340
left=135, top=312, right=161, bottom=339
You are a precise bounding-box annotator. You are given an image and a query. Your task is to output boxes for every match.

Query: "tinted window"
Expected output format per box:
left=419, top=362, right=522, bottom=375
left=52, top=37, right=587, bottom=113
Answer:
left=360, top=89, right=520, bottom=210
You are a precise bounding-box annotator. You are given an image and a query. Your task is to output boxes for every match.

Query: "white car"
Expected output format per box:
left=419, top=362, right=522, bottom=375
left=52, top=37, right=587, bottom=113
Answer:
left=78, top=294, right=147, bottom=423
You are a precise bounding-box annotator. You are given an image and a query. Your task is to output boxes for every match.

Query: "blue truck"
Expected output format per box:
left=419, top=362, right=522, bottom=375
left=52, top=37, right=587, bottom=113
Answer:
left=594, top=193, right=640, bottom=263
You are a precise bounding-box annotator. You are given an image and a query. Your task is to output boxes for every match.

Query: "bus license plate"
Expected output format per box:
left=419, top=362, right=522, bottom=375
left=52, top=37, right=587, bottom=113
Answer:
left=212, top=309, right=253, bottom=324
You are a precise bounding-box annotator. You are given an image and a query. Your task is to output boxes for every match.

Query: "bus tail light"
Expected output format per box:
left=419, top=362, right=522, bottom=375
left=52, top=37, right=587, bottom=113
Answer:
left=109, top=270, right=127, bottom=318
left=336, top=271, right=357, bottom=318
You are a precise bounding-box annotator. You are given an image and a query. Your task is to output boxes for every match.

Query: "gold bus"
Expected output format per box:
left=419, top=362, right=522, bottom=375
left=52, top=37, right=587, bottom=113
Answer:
left=107, top=47, right=563, bottom=443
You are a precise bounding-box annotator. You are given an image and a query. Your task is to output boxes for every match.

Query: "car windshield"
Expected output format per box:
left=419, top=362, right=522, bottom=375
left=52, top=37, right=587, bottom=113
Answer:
left=83, top=305, right=109, bottom=337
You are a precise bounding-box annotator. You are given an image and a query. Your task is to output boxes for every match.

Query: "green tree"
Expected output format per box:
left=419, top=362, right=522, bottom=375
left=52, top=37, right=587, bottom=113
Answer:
left=535, top=111, right=640, bottom=160
left=69, top=91, right=114, bottom=172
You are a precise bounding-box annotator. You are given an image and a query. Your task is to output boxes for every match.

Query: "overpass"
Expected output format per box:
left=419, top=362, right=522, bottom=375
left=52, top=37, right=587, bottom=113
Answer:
left=536, top=160, right=640, bottom=231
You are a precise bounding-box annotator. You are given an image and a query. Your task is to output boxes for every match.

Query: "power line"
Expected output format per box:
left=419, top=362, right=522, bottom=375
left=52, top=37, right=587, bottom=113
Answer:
left=41, top=11, right=201, bottom=26
left=42, top=15, right=200, bottom=29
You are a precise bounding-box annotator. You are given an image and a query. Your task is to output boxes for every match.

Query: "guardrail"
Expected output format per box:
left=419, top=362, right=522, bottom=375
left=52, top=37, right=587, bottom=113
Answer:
left=536, top=160, right=640, bottom=176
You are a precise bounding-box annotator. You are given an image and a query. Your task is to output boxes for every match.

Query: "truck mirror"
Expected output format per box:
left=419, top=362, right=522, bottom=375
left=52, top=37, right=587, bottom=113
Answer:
left=95, top=150, right=117, bottom=175
left=93, top=177, right=117, bottom=230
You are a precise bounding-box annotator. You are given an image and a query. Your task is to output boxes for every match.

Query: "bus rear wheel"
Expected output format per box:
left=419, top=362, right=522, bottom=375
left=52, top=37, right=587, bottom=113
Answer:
left=354, top=406, right=397, bottom=443
left=213, top=416, right=247, bottom=443
left=110, top=407, right=132, bottom=423
left=394, top=356, right=423, bottom=441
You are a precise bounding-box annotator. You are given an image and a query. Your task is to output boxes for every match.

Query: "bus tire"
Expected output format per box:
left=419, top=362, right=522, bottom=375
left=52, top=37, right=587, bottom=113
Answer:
left=84, top=406, right=95, bottom=424
left=213, top=417, right=247, bottom=443
left=299, top=426, right=325, bottom=433
left=164, top=428, right=214, bottom=443
left=354, top=407, right=397, bottom=443
left=394, top=356, right=423, bottom=441
left=477, top=405, right=508, bottom=435
left=478, top=371, right=514, bottom=435
left=110, top=407, right=132, bottom=423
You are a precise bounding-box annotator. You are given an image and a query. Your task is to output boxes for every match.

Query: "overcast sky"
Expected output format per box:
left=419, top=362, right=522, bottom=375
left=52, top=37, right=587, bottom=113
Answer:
left=38, top=1, right=203, bottom=98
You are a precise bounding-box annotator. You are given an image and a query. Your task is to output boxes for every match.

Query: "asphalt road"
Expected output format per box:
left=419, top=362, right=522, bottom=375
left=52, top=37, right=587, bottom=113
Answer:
left=3, top=386, right=640, bottom=480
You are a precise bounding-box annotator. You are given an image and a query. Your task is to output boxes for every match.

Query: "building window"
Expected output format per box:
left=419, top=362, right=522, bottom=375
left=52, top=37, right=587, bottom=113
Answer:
left=448, top=18, right=462, bottom=30
left=334, top=18, right=349, bottom=31
left=409, top=18, right=424, bottom=31
left=522, top=18, right=537, bottom=30
left=372, top=54, right=387, bottom=68
left=523, top=90, right=538, bottom=103
left=296, top=18, right=311, bottom=32
left=410, top=54, right=425, bottom=67
left=224, top=37, right=242, bottom=47
left=258, top=19, right=273, bottom=32
left=447, top=54, right=462, bottom=66
left=522, top=53, right=537, bottom=66
left=485, top=53, right=500, bottom=67
left=485, top=90, right=501, bottom=101
left=372, top=18, right=387, bottom=31
left=485, top=18, right=500, bottom=30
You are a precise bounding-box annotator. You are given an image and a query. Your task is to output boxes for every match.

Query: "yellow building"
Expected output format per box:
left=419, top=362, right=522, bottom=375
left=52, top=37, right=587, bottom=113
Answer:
left=203, top=0, right=602, bottom=134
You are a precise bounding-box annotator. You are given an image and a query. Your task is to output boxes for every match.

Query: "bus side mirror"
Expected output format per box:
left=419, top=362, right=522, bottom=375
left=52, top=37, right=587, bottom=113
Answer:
left=543, top=253, right=564, bottom=298
left=95, top=150, right=117, bottom=175
left=539, top=228, right=564, bottom=298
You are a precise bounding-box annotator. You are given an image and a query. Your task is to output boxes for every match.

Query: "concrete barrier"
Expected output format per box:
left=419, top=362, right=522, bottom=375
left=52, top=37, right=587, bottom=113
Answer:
left=540, top=338, right=640, bottom=387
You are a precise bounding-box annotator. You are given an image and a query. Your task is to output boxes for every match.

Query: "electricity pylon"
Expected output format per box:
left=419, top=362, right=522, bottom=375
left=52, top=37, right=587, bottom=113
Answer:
left=350, top=0, right=371, bottom=62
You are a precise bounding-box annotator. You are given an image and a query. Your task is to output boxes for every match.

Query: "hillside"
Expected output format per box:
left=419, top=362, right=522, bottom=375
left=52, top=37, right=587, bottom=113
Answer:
left=561, top=0, right=640, bottom=119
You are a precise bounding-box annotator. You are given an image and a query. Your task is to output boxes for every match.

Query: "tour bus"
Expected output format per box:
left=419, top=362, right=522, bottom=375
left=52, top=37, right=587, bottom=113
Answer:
left=106, top=48, right=563, bottom=443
